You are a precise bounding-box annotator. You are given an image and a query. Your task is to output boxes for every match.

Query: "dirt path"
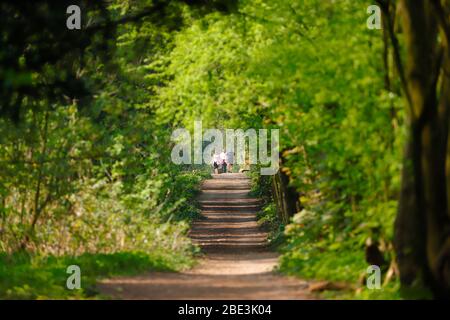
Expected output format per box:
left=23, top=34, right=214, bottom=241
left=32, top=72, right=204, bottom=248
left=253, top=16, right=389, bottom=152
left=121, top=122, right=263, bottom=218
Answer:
left=97, top=173, right=313, bottom=299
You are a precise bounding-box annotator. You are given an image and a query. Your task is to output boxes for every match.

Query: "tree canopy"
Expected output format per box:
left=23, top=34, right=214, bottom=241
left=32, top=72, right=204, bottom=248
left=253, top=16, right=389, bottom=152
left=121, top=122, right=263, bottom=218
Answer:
left=0, top=0, right=449, bottom=299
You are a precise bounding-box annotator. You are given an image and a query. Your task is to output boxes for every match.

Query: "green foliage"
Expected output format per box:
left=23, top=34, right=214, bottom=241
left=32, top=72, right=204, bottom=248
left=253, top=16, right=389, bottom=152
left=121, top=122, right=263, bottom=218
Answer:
left=257, top=203, right=285, bottom=245
left=0, top=0, right=214, bottom=299
left=280, top=241, right=367, bottom=283
left=155, top=0, right=405, bottom=299
left=0, top=0, right=424, bottom=300
left=249, top=169, right=285, bottom=245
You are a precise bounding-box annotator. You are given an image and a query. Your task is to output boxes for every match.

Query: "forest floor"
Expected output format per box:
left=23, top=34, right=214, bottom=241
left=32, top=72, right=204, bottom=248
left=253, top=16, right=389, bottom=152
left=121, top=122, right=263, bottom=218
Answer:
left=97, top=173, right=314, bottom=299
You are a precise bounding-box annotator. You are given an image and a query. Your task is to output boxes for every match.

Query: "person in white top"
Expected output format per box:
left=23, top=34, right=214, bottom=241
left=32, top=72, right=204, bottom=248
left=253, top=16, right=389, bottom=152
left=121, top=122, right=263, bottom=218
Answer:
left=212, top=152, right=221, bottom=174
left=225, top=150, right=234, bottom=173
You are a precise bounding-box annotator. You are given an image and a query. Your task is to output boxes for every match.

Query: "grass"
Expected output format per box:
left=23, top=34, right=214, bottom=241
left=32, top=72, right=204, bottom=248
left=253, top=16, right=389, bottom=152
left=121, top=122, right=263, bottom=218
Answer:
left=0, top=250, right=195, bottom=299
left=276, top=229, right=430, bottom=300
left=278, top=244, right=407, bottom=300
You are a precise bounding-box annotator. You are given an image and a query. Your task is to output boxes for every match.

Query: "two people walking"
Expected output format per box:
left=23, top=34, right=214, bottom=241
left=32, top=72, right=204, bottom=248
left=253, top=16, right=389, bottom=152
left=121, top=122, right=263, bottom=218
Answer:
left=212, top=150, right=234, bottom=174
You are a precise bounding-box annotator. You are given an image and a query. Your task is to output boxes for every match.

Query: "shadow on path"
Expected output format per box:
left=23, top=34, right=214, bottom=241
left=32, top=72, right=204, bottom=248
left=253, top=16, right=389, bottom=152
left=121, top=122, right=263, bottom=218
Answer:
left=97, top=173, right=313, bottom=300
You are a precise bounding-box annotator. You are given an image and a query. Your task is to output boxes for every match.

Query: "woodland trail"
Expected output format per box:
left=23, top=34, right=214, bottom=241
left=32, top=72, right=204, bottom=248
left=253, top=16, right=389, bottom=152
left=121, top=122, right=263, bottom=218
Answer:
left=97, top=173, right=313, bottom=299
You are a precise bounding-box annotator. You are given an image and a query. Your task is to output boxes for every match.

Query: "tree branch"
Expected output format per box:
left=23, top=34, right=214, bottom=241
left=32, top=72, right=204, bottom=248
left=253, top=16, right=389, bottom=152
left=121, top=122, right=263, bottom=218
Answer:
left=376, top=0, right=414, bottom=118
left=85, top=1, right=169, bottom=33
left=430, top=0, right=450, bottom=46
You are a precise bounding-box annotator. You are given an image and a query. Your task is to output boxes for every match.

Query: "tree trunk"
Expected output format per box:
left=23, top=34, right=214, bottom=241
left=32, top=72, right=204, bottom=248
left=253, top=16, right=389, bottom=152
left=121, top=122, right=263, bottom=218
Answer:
left=395, top=0, right=450, bottom=297
left=395, top=134, right=428, bottom=288
left=271, top=155, right=300, bottom=225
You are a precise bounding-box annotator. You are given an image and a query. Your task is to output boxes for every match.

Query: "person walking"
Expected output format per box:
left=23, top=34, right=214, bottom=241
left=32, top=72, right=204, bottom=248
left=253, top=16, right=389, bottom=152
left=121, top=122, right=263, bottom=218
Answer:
left=220, top=150, right=227, bottom=174
left=212, top=152, right=220, bottom=174
left=225, top=150, right=234, bottom=173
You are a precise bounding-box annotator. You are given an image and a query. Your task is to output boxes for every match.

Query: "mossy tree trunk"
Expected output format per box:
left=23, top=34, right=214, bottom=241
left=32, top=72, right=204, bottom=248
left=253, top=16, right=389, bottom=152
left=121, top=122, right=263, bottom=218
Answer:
left=394, top=0, right=450, bottom=297
left=271, top=155, right=301, bottom=225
